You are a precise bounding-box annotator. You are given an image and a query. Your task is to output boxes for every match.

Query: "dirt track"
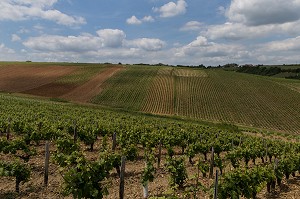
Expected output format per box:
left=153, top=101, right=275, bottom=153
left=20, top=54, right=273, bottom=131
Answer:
left=61, top=66, right=124, bottom=102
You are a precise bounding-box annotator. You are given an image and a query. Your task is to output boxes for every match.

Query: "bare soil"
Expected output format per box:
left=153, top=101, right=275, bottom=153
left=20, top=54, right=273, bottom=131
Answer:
left=0, top=65, right=76, bottom=93
left=0, top=64, right=124, bottom=103
left=24, top=83, right=76, bottom=98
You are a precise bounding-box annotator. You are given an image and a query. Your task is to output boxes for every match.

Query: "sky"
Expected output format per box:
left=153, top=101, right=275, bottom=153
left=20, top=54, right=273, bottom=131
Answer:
left=1, top=0, right=300, bottom=66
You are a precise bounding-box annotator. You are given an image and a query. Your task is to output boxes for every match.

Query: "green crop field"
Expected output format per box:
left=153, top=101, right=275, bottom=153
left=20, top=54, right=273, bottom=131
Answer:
left=92, top=66, right=300, bottom=134
left=92, top=66, right=159, bottom=110
left=1, top=63, right=300, bottom=198
left=0, top=62, right=299, bottom=134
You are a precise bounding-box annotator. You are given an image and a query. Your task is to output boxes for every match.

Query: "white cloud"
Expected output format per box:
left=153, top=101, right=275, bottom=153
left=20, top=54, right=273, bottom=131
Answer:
left=126, top=38, right=165, bottom=51
left=18, top=28, right=30, bottom=34
left=11, top=34, right=21, bottom=42
left=126, top=15, right=155, bottom=25
left=174, top=36, right=243, bottom=58
left=187, top=36, right=209, bottom=47
left=199, top=0, right=300, bottom=42
left=23, top=29, right=165, bottom=54
left=180, top=21, right=202, bottom=31
left=153, top=0, right=187, bottom=18
left=262, top=36, right=300, bottom=52
left=226, top=0, right=300, bottom=26
left=96, top=29, right=126, bottom=47
left=217, top=6, right=226, bottom=15
left=0, top=0, right=86, bottom=26
left=23, top=34, right=102, bottom=52
left=126, top=16, right=142, bottom=25
left=0, top=43, right=16, bottom=61
left=142, top=16, right=155, bottom=22
left=0, top=43, right=15, bottom=54
left=203, top=22, right=276, bottom=40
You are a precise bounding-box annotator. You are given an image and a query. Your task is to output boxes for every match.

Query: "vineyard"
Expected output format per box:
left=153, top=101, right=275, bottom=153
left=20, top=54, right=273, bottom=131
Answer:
left=93, top=66, right=300, bottom=134
left=0, top=94, right=300, bottom=198
left=0, top=62, right=299, bottom=134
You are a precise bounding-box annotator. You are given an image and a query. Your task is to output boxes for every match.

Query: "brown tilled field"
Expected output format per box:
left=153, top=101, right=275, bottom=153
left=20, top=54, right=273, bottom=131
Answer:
left=0, top=64, right=123, bottom=103
left=0, top=65, right=76, bottom=93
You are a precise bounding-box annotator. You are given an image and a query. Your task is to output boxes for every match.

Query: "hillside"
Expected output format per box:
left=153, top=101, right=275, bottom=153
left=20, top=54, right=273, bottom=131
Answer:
left=1, top=63, right=300, bottom=198
left=0, top=62, right=300, bottom=134
left=92, top=66, right=300, bottom=134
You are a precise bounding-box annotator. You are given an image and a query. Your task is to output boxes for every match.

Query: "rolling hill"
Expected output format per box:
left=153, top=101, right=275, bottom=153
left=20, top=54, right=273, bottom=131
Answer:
left=0, top=62, right=299, bottom=134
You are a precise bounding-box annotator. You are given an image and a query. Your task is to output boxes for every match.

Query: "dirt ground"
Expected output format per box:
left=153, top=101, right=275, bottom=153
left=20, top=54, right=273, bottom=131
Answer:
left=0, top=65, right=76, bottom=93
left=1, top=136, right=300, bottom=199
left=0, top=64, right=124, bottom=103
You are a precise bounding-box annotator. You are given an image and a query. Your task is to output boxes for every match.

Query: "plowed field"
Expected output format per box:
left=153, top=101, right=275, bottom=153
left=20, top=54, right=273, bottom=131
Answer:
left=0, top=63, right=124, bottom=103
left=0, top=65, right=76, bottom=93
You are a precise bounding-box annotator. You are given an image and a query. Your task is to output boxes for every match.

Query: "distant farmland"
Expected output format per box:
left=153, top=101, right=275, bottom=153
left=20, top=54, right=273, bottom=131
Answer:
left=0, top=62, right=300, bottom=134
left=92, top=66, right=300, bottom=134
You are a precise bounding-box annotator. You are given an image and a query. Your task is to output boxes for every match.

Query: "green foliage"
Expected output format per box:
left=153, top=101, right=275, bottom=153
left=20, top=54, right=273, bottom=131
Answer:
left=0, top=138, right=36, bottom=161
left=196, top=160, right=209, bottom=177
left=218, top=166, right=273, bottom=199
left=141, top=148, right=156, bottom=186
left=166, top=157, right=187, bottom=189
left=0, top=161, right=31, bottom=192
left=62, top=154, right=115, bottom=199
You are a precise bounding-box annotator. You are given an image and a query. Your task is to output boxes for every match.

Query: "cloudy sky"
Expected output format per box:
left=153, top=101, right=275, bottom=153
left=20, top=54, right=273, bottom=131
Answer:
left=1, top=0, right=300, bottom=66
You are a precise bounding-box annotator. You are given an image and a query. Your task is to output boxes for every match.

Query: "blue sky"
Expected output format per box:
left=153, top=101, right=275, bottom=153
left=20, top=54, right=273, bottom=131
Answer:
left=1, top=0, right=300, bottom=65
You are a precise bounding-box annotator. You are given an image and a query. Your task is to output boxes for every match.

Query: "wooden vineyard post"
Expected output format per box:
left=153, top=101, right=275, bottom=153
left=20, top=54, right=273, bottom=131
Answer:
left=73, top=120, right=77, bottom=143
left=143, top=162, right=149, bottom=199
left=273, top=158, right=279, bottom=190
left=265, top=141, right=268, bottom=163
left=157, top=140, right=162, bottom=168
left=6, top=117, right=11, bottom=140
left=44, top=141, right=50, bottom=187
left=112, top=132, right=117, bottom=151
left=209, top=147, right=215, bottom=179
left=143, top=182, right=149, bottom=199
left=213, top=170, right=219, bottom=199
left=112, top=132, right=120, bottom=176
left=119, top=156, right=126, bottom=199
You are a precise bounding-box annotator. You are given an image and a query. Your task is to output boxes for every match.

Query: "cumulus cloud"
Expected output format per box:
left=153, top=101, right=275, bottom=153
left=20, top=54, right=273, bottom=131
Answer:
left=96, top=29, right=126, bottom=48
left=262, top=36, right=300, bottom=52
left=126, top=15, right=155, bottom=25
left=199, top=0, right=300, bottom=41
left=142, top=16, right=155, bottom=22
left=153, top=0, right=187, bottom=18
left=187, top=36, right=209, bottom=47
left=174, top=36, right=243, bottom=58
left=0, top=43, right=16, bottom=60
left=0, top=0, right=86, bottom=26
left=126, top=38, right=165, bottom=51
left=226, top=0, right=300, bottom=26
left=202, top=22, right=276, bottom=40
left=11, top=34, right=21, bottom=42
left=126, top=16, right=142, bottom=25
left=23, top=29, right=165, bottom=54
left=23, top=34, right=102, bottom=52
left=0, top=43, right=15, bottom=54
left=180, top=21, right=202, bottom=31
